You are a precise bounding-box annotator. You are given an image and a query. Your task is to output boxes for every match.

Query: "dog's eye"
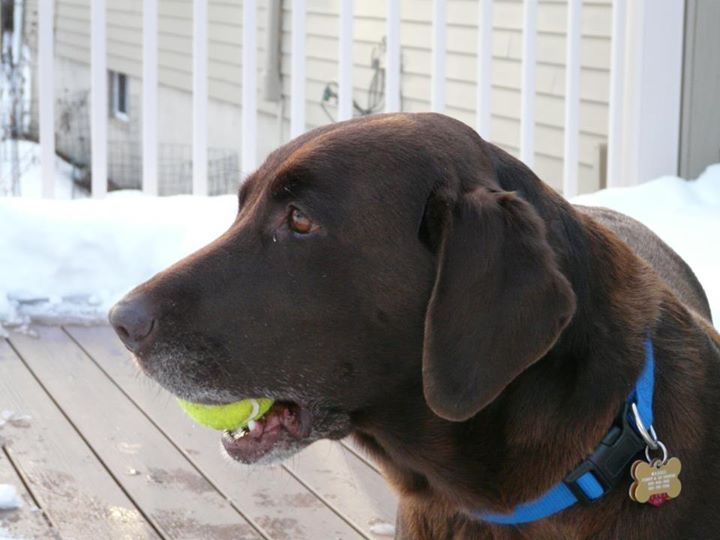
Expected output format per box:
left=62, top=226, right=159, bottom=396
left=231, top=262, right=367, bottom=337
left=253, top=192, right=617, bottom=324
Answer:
left=288, top=207, right=314, bottom=234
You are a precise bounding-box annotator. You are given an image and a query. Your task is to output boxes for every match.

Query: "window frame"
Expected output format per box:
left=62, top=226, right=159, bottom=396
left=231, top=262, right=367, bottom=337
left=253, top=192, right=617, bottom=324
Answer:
left=110, top=71, right=130, bottom=122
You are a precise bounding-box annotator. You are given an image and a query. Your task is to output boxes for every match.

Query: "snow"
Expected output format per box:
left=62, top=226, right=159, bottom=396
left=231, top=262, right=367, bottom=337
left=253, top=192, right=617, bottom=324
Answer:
left=0, top=411, right=32, bottom=429
left=369, top=522, right=396, bottom=536
left=0, top=140, right=82, bottom=199
left=572, top=164, right=720, bottom=323
left=0, top=190, right=236, bottom=329
left=0, top=527, right=18, bottom=540
left=0, top=484, right=22, bottom=511
left=0, top=162, right=718, bottom=332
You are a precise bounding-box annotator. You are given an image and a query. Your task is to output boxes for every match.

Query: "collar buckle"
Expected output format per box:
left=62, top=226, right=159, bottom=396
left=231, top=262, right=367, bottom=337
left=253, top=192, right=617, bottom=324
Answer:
left=563, top=401, right=645, bottom=505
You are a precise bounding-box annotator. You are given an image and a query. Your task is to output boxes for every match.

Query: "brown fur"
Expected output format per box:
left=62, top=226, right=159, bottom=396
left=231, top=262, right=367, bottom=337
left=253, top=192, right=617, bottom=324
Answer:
left=110, top=113, right=720, bottom=539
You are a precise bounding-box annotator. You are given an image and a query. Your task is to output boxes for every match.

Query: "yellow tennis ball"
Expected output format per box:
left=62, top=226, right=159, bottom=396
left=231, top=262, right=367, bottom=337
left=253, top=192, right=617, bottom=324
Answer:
left=177, top=398, right=274, bottom=431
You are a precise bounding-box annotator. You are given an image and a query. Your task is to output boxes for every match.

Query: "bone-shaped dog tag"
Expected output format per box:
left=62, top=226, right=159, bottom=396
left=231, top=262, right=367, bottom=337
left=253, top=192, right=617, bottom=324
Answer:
left=629, top=457, right=682, bottom=507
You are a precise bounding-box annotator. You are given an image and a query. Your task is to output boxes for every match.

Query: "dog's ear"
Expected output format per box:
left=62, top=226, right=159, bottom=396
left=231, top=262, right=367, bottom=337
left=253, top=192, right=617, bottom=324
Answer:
left=422, top=187, right=576, bottom=421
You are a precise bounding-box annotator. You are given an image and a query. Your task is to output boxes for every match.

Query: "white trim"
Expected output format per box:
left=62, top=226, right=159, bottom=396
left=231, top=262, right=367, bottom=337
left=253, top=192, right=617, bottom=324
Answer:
left=607, top=0, right=626, bottom=188
left=614, top=0, right=685, bottom=186
left=192, top=0, right=208, bottom=195
left=142, top=0, right=159, bottom=195
left=385, top=0, right=401, bottom=112
left=430, top=0, right=446, bottom=112
left=475, top=0, right=492, bottom=138
left=110, top=72, right=129, bottom=123
left=90, top=0, right=107, bottom=198
left=242, top=0, right=258, bottom=175
left=337, top=0, right=353, bottom=121
left=562, top=0, right=581, bottom=197
left=112, top=111, right=129, bottom=123
left=38, top=0, right=55, bottom=198
left=520, top=0, right=537, bottom=167
left=290, top=0, right=306, bottom=138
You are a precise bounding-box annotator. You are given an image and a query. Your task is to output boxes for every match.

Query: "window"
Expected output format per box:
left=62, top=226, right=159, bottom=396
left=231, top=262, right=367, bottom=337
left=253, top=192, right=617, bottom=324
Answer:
left=111, top=71, right=129, bottom=121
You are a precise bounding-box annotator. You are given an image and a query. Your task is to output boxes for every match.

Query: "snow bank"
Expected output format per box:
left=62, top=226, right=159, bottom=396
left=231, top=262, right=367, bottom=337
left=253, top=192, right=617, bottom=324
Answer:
left=0, top=164, right=718, bottom=331
left=1, top=140, right=81, bottom=199
left=573, top=164, right=720, bottom=323
left=0, top=191, right=236, bottom=329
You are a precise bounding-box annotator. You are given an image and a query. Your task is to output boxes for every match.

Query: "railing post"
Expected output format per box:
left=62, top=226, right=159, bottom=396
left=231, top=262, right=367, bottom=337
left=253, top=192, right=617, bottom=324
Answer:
left=290, top=0, right=306, bottom=138
left=520, top=0, right=537, bottom=167
left=192, top=0, right=208, bottom=195
left=562, top=0, right=581, bottom=197
left=242, top=0, right=257, bottom=175
left=606, top=0, right=626, bottom=187
left=91, top=0, right=107, bottom=197
left=476, top=0, right=492, bottom=138
left=385, top=0, right=401, bottom=112
left=142, top=0, right=158, bottom=195
left=337, top=0, right=353, bottom=121
left=38, top=0, right=55, bottom=198
left=430, top=0, right=446, bottom=112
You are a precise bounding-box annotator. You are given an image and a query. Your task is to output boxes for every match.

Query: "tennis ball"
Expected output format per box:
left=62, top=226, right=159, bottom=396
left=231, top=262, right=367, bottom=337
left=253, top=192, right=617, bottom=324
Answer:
left=177, top=398, right=274, bottom=431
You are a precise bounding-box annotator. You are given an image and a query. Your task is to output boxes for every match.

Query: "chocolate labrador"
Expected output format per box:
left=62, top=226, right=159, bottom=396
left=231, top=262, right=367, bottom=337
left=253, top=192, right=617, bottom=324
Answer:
left=110, top=113, right=720, bottom=539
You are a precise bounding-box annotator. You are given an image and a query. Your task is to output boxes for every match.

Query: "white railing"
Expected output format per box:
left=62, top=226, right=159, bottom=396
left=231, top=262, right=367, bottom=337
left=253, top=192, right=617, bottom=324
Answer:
left=37, top=0, right=54, bottom=198
left=606, top=0, right=626, bottom=191
left=242, top=0, right=258, bottom=174
left=519, top=0, right=537, bottom=169
left=290, top=0, right=306, bottom=139
left=90, top=0, right=107, bottom=198
left=337, top=0, right=354, bottom=122
left=192, top=0, right=208, bottom=195
left=384, top=1, right=401, bottom=113
left=430, top=0, right=446, bottom=113
left=142, top=0, right=158, bottom=195
left=475, top=0, right=492, bottom=139
left=34, top=0, right=684, bottom=200
left=562, top=0, right=581, bottom=197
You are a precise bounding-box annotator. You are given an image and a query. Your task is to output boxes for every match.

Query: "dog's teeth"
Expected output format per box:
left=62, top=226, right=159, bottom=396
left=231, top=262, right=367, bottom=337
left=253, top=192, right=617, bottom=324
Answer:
left=248, top=420, right=257, bottom=431
left=223, top=428, right=248, bottom=440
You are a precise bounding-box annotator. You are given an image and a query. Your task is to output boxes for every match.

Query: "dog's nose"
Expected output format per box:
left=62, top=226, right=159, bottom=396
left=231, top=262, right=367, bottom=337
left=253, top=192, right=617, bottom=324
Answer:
left=109, top=297, right=157, bottom=353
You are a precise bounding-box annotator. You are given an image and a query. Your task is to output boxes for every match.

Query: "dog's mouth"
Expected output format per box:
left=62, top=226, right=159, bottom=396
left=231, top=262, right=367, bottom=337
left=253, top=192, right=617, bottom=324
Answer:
left=131, top=350, right=353, bottom=463
left=220, top=401, right=313, bottom=463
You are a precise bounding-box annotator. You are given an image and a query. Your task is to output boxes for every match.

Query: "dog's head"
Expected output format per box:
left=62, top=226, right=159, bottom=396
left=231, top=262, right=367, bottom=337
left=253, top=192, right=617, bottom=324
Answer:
left=109, top=113, right=575, bottom=464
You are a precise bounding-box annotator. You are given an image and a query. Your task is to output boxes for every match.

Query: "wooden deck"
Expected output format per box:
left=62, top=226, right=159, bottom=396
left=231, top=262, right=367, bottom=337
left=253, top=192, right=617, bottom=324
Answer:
left=0, top=325, right=397, bottom=539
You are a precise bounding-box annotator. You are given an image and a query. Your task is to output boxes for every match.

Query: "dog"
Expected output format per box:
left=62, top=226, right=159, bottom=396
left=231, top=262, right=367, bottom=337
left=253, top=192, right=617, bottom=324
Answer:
left=110, top=113, right=720, bottom=539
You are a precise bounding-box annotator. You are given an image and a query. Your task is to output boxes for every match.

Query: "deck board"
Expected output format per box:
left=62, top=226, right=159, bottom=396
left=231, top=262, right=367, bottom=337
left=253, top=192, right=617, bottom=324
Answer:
left=8, top=327, right=261, bottom=540
left=285, top=440, right=397, bottom=534
left=67, top=324, right=365, bottom=540
left=0, top=447, right=58, bottom=539
left=69, top=325, right=398, bottom=538
left=0, top=338, right=159, bottom=539
left=2, top=324, right=398, bottom=539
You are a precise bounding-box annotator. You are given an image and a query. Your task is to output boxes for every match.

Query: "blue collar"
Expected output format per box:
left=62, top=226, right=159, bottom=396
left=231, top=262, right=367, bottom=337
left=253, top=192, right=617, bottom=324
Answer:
left=476, top=338, right=655, bottom=525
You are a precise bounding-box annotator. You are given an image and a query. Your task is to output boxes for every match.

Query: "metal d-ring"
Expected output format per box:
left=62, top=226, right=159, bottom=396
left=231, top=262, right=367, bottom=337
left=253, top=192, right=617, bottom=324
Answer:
left=630, top=402, right=660, bottom=450
left=645, top=439, right=668, bottom=465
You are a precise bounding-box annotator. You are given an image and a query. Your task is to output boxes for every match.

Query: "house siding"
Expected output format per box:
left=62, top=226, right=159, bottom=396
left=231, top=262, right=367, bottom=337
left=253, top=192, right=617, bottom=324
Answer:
left=46, top=0, right=612, bottom=193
